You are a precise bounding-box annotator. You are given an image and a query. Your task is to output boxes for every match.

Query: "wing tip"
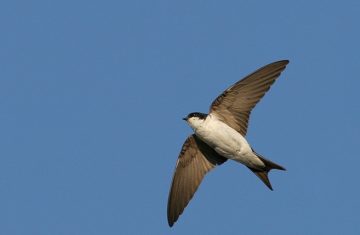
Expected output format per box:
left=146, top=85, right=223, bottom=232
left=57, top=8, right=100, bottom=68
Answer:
left=168, top=218, right=175, bottom=227
left=275, top=59, right=290, bottom=65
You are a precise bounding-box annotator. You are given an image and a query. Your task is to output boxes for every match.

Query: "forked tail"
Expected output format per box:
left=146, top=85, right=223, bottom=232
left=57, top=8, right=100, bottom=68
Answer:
left=248, top=151, right=286, bottom=190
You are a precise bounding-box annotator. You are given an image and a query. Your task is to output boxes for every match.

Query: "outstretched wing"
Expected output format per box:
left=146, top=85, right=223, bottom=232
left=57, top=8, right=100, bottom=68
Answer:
left=210, top=60, right=289, bottom=136
left=167, top=135, right=227, bottom=227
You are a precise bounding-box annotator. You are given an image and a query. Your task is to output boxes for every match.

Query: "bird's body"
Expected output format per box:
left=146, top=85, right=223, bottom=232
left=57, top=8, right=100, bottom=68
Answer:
left=189, top=113, right=264, bottom=169
left=167, top=60, right=290, bottom=227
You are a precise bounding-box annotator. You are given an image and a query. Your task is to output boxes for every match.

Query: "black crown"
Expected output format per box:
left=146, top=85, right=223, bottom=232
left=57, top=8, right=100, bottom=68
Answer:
left=187, top=112, right=207, bottom=120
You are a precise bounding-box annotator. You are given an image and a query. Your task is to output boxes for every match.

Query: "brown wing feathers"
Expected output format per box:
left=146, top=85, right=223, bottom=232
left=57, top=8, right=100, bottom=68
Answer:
left=210, top=60, right=289, bottom=136
left=167, top=135, right=226, bottom=227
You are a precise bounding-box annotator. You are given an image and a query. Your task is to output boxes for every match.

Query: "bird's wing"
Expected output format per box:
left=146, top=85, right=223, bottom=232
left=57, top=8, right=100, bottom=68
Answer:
left=167, top=134, right=227, bottom=227
left=210, top=60, right=289, bottom=136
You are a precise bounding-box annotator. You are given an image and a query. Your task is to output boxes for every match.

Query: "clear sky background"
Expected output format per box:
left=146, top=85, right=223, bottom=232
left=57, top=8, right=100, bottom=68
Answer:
left=1, top=0, right=359, bottom=234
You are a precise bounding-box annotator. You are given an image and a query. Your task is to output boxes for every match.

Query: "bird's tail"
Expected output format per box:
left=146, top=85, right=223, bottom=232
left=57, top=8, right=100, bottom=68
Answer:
left=248, top=151, right=286, bottom=190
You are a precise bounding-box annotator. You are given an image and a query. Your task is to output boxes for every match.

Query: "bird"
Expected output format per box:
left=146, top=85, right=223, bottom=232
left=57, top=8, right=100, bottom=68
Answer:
left=167, top=60, right=289, bottom=227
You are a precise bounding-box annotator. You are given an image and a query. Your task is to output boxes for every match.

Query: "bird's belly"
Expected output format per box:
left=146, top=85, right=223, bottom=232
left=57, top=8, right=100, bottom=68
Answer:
left=209, top=133, right=245, bottom=158
left=195, top=120, right=264, bottom=168
left=196, top=122, right=251, bottom=159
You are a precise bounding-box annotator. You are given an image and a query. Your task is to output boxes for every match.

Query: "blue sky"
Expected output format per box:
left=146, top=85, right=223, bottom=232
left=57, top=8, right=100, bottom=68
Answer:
left=1, top=0, right=359, bottom=234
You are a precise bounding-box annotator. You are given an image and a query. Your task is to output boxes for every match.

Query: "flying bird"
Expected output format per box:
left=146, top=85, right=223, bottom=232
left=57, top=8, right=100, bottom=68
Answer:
left=167, top=60, right=289, bottom=227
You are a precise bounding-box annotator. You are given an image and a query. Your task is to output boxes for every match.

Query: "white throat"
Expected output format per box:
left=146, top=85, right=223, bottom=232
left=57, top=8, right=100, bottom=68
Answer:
left=187, top=117, right=206, bottom=131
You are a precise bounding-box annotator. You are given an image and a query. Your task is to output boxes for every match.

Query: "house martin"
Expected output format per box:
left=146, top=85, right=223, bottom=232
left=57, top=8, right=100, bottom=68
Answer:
left=167, top=60, right=289, bottom=227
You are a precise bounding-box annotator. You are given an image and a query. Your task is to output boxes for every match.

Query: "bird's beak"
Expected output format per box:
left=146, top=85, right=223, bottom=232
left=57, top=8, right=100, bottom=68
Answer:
left=182, top=117, right=187, bottom=121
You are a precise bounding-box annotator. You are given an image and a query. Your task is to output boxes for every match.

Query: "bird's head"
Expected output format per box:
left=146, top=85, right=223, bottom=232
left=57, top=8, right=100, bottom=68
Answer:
left=183, top=112, right=207, bottom=130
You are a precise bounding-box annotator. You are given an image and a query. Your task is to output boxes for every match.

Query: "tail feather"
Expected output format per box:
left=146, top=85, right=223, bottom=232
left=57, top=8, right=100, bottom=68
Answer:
left=248, top=151, right=286, bottom=190
left=249, top=170, right=274, bottom=190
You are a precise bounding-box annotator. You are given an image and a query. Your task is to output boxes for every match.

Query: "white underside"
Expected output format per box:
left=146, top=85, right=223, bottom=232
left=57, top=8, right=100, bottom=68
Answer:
left=191, top=114, right=265, bottom=169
